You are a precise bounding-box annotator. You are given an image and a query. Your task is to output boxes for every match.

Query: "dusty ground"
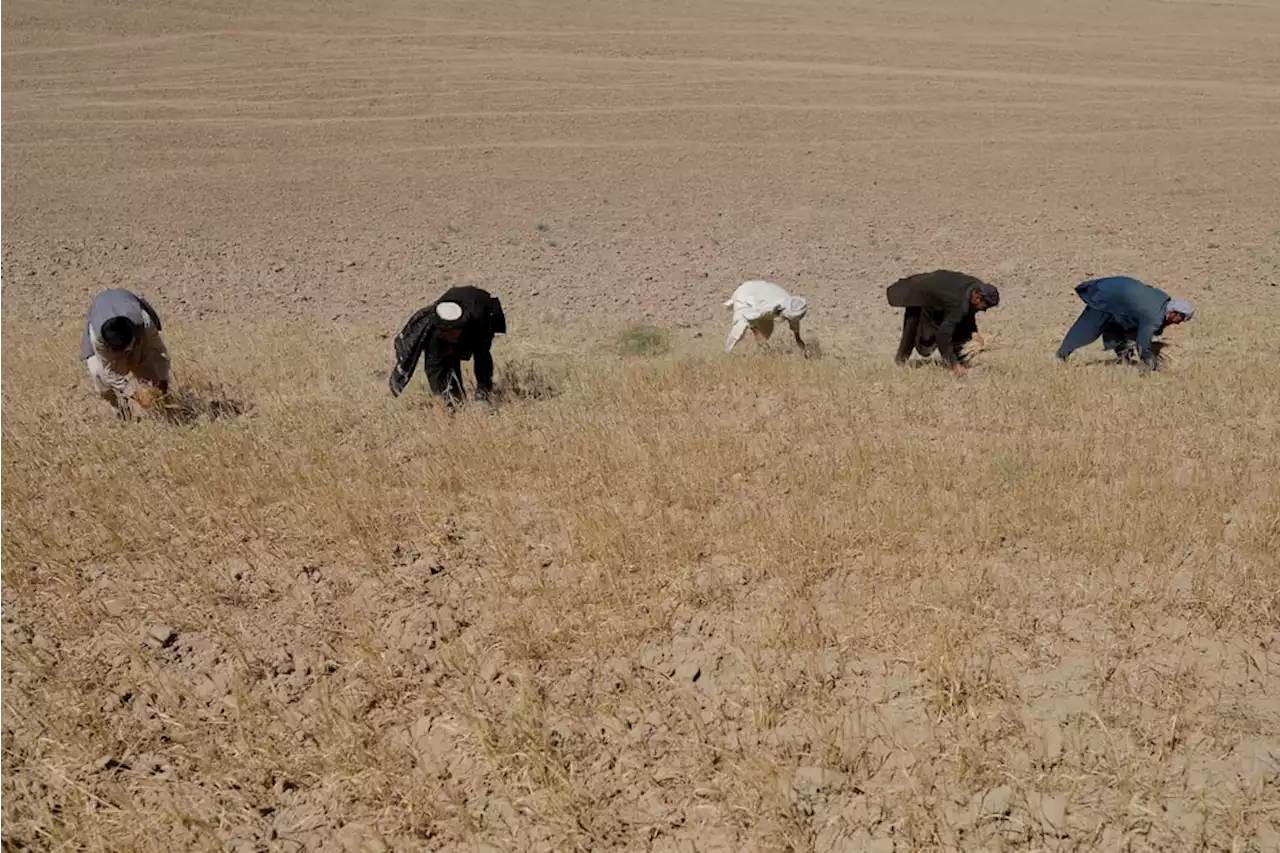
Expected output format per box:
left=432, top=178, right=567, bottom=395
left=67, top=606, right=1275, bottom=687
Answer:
left=3, top=0, right=1280, bottom=850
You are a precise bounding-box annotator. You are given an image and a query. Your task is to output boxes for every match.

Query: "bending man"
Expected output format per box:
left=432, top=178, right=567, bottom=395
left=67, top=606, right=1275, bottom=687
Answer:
left=886, top=270, right=1000, bottom=375
left=389, top=285, right=507, bottom=405
left=81, top=288, right=171, bottom=418
left=1055, top=276, right=1194, bottom=371
left=724, top=280, right=809, bottom=356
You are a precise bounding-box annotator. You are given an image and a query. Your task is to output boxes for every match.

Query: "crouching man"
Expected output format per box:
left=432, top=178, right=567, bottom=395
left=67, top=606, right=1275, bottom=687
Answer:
left=886, top=270, right=1000, bottom=376
left=389, top=285, right=507, bottom=406
left=723, top=279, right=809, bottom=357
left=82, top=288, right=171, bottom=419
left=1056, top=276, right=1194, bottom=371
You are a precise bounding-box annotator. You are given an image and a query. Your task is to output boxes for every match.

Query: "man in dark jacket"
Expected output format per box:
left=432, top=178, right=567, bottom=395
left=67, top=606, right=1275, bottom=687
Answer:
left=1055, top=276, right=1194, bottom=371
left=886, top=270, right=1001, bottom=375
left=389, top=285, right=507, bottom=405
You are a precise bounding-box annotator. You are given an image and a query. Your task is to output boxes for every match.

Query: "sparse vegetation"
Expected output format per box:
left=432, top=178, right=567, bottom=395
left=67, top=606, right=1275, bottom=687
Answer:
left=615, top=323, right=671, bottom=357
left=495, top=358, right=563, bottom=401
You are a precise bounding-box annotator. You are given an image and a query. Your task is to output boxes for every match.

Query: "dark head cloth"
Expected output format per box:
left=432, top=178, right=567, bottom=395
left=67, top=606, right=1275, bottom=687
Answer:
left=975, top=282, right=1000, bottom=307
left=81, top=288, right=162, bottom=359
left=99, top=317, right=137, bottom=350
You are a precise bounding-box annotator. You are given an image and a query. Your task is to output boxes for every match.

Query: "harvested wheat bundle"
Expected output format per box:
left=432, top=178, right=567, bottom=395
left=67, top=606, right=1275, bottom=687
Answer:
left=496, top=359, right=562, bottom=401
left=133, top=384, right=166, bottom=410
left=147, top=393, right=190, bottom=424
left=960, top=332, right=995, bottom=361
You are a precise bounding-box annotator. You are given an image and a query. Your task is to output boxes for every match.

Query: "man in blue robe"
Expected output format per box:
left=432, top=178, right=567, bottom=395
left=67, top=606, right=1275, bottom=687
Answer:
left=1056, top=276, right=1195, bottom=371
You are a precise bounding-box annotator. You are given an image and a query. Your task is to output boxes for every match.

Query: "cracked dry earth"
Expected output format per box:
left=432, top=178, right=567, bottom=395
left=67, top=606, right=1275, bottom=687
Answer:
left=3, top=0, right=1280, bottom=850
left=5, top=529, right=1279, bottom=851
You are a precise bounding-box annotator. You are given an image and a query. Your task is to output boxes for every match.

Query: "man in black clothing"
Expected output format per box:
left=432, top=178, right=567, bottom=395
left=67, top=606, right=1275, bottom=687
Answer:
left=389, top=285, right=507, bottom=405
left=886, top=270, right=1001, bottom=376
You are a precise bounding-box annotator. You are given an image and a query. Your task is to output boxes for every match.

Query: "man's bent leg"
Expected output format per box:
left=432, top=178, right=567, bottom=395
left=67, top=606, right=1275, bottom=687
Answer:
left=914, top=310, right=942, bottom=358
left=725, top=314, right=751, bottom=353
left=1056, top=307, right=1110, bottom=360
left=895, top=308, right=921, bottom=364
left=426, top=356, right=465, bottom=407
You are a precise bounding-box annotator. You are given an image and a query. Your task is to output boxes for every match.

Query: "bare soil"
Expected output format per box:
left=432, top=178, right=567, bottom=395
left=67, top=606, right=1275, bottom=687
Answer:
left=3, top=0, right=1279, bottom=850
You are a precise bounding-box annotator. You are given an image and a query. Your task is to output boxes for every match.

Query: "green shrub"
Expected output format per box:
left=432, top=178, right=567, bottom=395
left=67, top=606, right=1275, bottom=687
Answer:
left=615, top=324, right=670, bottom=357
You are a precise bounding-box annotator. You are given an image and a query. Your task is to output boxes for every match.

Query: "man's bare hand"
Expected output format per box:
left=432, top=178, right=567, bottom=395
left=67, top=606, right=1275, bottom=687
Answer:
left=951, top=363, right=968, bottom=377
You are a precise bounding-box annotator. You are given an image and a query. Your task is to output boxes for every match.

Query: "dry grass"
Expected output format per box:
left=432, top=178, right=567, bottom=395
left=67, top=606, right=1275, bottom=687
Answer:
left=145, top=378, right=250, bottom=425
left=3, top=316, right=1278, bottom=852
left=5, top=0, right=1279, bottom=846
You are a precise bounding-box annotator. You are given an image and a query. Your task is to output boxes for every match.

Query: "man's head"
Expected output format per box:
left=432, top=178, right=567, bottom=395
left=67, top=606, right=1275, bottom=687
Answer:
left=1165, top=299, right=1195, bottom=326
left=970, top=283, right=1001, bottom=312
left=433, top=300, right=466, bottom=342
left=780, top=296, right=808, bottom=321
left=99, top=316, right=137, bottom=352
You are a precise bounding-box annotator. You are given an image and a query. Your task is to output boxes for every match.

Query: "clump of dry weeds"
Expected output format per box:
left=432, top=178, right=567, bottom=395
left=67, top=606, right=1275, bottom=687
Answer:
left=495, top=357, right=563, bottom=401
left=146, top=376, right=250, bottom=424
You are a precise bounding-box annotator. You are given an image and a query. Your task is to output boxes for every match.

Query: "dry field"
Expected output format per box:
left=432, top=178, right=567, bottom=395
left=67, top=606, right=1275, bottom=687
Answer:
left=3, top=0, right=1280, bottom=850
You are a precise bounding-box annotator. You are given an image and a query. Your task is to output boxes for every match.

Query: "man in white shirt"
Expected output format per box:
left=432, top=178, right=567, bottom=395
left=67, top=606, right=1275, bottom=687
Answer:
left=723, top=280, right=810, bottom=357
left=81, top=288, right=171, bottom=418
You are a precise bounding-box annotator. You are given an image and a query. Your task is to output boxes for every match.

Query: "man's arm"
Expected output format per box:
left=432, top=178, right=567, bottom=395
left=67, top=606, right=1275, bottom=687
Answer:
left=92, top=354, right=138, bottom=419
left=472, top=335, right=496, bottom=398
left=136, top=327, right=171, bottom=392
left=787, top=318, right=808, bottom=357
left=137, top=296, right=163, bottom=332
left=99, top=362, right=134, bottom=398
left=487, top=295, right=507, bottom=335
left=935, top=304, right=968, bottom=367
left=1136, top=317, right=1160, bottom=370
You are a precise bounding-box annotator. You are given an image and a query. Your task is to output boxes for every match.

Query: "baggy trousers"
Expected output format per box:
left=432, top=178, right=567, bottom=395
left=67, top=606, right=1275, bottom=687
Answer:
left=1056, top=308, right=1137, bottom=360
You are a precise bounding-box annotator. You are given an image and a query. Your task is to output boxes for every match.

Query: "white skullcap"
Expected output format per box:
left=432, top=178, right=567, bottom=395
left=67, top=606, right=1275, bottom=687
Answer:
left=435, top=301, right=463, bottom=322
